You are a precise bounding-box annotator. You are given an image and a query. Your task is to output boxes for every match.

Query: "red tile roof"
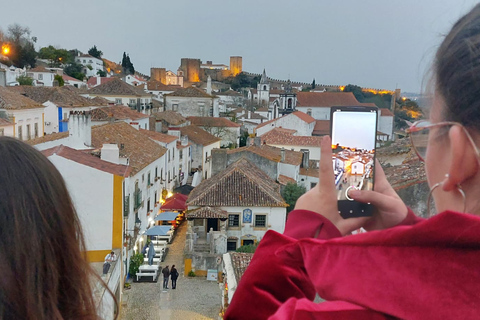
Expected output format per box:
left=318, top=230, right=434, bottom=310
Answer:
left=28, top=66, right=52, bottom=73
left=0, top=86, right=44, bottom=110
left=297, top=92, right=360, bottom=107
left=166, top=86, right=214, bottom=98
left=277, top=175, right=296, bottom=186
left=42, top=145, right=132, bottom=177
left=187, top=116, right=241, bottom=128
left=91, top=122, right=167, bottom=175
left=146, top=81, right=182, bottom=92
left=87, top=77, right=115, bottom=88
left=139, top=129, right=178, bottom=144
left=152, top=111, right=187, bottom=126
left=90, top=105, right=149, bottom=121
left=62, top=74, right=83, bottom=82
left=187, top=157, right=287, bottom=207
left=299, top=167, right=319, bottom=178
left=179, top=125, right=221, bottom=146
left=186, top=206, right=228, bottom=219
left=89, top=78, right=150, bottom=97
left=292, top=111, right=316, bottom=124
left=228, top=252, right=254, bottom=284
left=261, top=129, right=323, bottom=147
left=227, top=145, right=303, bottom=166
left=313, top=120, right=330, bottom=136
left=26, top=131, right=69, bottom=146
left=0, top=118, right=13, bottom=126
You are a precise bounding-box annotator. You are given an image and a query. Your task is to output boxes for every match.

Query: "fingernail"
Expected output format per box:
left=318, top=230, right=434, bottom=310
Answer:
left=349, top=190, right=361, bottom=197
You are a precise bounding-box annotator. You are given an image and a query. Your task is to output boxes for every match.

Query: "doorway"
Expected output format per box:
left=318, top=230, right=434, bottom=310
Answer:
left=206, top=218, right=219, bottom=232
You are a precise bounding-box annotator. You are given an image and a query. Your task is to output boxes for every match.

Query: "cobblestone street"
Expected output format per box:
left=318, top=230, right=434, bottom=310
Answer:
left=120, top=222, right=222, bottom=320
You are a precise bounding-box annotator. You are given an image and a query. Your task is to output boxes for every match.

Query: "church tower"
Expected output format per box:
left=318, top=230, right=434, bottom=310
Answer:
left=279, top=79, right=297, bottom=115
left=257, top=69, right=270, bottom=106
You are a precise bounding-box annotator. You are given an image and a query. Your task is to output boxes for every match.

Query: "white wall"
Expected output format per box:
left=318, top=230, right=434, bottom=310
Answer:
left=378, top=115, right=394, bottom=141
left=5, top=108, right=45, bottom=141
left=296, top=106, right=330, bottom=120
left=256, top=113, right=314, bottom=137
left=203, top=141, right=221, bottom=179
left=165, top=96, right=218, bottom=118
left=48, top=155, right=115, bottom=251
left=0, top=124, right=14, bottom=137
left=267, top=143, right=320, bottom=161
left=299, top=174, right=319, bottom=191
left=278, top=162, right=299, bottom=181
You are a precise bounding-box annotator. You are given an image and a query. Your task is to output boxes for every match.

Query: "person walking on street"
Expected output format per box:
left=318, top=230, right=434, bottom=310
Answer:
left=162, top=265, right=170, bottom=289
left=170, top=265, right=179, bottom=289
left=147, top=241, right=155, bottom=266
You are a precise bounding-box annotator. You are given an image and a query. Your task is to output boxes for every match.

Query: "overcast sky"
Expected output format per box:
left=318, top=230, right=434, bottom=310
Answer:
left=332, top=111, right=377, bottom=150
left=1, top=0, right=478, bottom=93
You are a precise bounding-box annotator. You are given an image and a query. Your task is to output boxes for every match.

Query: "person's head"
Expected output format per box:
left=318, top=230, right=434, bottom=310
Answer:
left=0, top=137, right=103, bottom=319
left=111, top=251, right=115, bottom=255
left=172, top=265, right=175, bottom=269
left=417, top=4, right=480, bottom=214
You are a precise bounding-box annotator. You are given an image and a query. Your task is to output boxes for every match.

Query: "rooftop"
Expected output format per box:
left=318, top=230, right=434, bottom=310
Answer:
left=0, top=86, right=44, bottom=110
left=299, top=167, right=319, bottom=178
left=139, top=129, right=178, bottom=144
left=228, top=252, right=254, bottom=285
left=277, top=174, right=297, bottom=186
left=227, top=145, right=303, bottom=166
left=297, top=91, right=361, bottom=107
left=313, top=120, right=330, bottom=136
left=187, top=157, right=287, bottom=207
left=42, top=145, right=132, bottom=177
left=8, top=86, right=109, bottom=107
left=91, top=122, right=167, bottom=175
left=179, top=125, right=221, bottom=146
left=90, top=105, right=149, bottom=121
left=26, top=131, right=69, bottom=146
left=187, top=116, right=241, bottom=128
left=152, top=110, right=187, bottom=125
left=0, top=118, right=13, bottom=126
left=89, top=78, right=151, bottom=97
left=186, top=206, right=228, bottom=219
left=165, top=86, right=214, bottom=98
left=261, top=129, right=323, bottom=147
left=147, top=81, right=182, bottom=92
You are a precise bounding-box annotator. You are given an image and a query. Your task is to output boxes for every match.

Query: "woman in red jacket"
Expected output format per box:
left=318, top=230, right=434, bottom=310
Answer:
left=225, top=4, right=480, bottom=320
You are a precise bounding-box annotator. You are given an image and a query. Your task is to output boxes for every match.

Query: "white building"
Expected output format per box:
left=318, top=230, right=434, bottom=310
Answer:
left=187, top=116, right=241, bottom=147
left=0, top=63, right=25, bottom=86
left=0, top=86, right=45, bottom=140
left=255, top=111, right=316, bottom=137
left=26, top=66, right=55, bottom=87
left=123, top=74, right=147, bottom=87
left=75, top=54, right=105, bottom=78
left=260, top=128, right=322, bottom=162
left=91, top=105, right=150, bottom=130
left=164, top=87, right=219, bottom=118
left=0, top=118, right=14, bottom=137
left=146, top=81, right=182, bottom=100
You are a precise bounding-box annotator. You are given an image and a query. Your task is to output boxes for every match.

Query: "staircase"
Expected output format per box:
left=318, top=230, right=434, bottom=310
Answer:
left=193, top=243, right=210, bottom=253
left=186, top=174, right=194, bottom=186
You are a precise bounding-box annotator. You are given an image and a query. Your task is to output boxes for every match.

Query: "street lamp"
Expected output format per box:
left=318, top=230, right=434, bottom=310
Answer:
left=1, top=44, right=10, bottom=56
left=126, top=217, right=142, bottom=232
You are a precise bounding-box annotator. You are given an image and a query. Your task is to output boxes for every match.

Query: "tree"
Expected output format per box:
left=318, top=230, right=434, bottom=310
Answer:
left=121, top=52, right=135, bottom=75
left=281, top=182, right=306, bottom=214
left=38, top=45, right=72, bottom=66
left=311, top=78, right=316, bottom=90
left=343, top=84, right=364, bottom=101
left=64, top=62, right=85, bottom=81
left=97, top=69, right=106, bottom=77
left=54, top=74, right=64, bottom=86
left=5, top=24, right=36, bottom=68
left=87, top=45, right=103, bottom=59
left=17, top=75, right=33, bottom=85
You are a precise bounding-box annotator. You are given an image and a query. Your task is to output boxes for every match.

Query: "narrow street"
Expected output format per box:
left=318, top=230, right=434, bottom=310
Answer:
left=120, top=222, right=222, bottom=320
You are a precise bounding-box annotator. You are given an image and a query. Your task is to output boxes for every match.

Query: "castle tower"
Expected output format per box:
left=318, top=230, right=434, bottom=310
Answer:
left=257, top=69, right=270, bottom=106
left=178, top=58, right=201, bottom=83
left=279, top=79, right=297, bottom=116
left=150, top=67, right=166, bottom=84
left=230, top=56, right=242, bottom=76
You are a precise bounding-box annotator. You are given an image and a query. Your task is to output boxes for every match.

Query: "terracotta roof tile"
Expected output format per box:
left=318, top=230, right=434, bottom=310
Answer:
left=42, top=145, right=132, bottom=177
left=91, top=122, right=167, bottom=175
left=299, top=167, right=319, bottom=178
left=277, top=174, right=296, bottom=185
left=139, top=129, right=177, bottom=143
left=227, top=145, right=303, bottom=166
left=384, top=157, right=426, bottom=190
left=187, top=116, right=241, bottom=128
left=313, top=120, right=330, bottom=136
left=292, top=111, right=316, bottom=124
left=261, top=129, right=323, bottom=147
left=89, top=78, right=151, bottom=97
left=229, top=252, right=254, bottom=284
left=297, top=92, right=360, bottom=107
left=187, top=158, right=287, bottom=207
left=90, top=105, right=149, bottom=121
left=87, top=77, right=115, bottom=88
left=28, top=66, right=52, bottom=73
left=166, top=86, right=214, bottom=98
left=0, top=118, right=13, bottom=126
left=179, top=125, right=221, bottom=146
left=26, top=131, right=69, bottom=146
left=186, top=207, right=228, bottom=219
left=0, top=86, right=44, bottom=110
left=8, top=86, right=109, bottom=107
left=152, top=111, right=187, bottom=125
left=176, top=140, right=192, bottom=149
left=146, top=81, right=182, bottom=91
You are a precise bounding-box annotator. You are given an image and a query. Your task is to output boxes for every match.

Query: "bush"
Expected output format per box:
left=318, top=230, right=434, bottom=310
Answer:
left=17, top=75, right=33, bottom=86
left=236, top=243, right=258, bottom=253
left=128, top=253, right=144, bottom=277
left=188, top=270, right=196, bottom=277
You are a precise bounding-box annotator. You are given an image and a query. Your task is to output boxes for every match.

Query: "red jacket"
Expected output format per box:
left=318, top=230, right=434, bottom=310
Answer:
left=224, top=209, right=480, bottom=319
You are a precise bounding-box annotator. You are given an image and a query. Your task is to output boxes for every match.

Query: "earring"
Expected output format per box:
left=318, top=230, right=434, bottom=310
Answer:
left=427, top=174, right=467, bottom=217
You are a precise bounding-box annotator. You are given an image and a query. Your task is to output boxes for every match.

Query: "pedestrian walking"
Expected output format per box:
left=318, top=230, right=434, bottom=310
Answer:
left=162, top=265, right=170, bottom=289
left=170, top=265, right=179, bottom=289
left=147, top=241, right=155, bottom=266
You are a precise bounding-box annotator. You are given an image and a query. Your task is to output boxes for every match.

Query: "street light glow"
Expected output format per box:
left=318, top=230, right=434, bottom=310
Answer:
left=1, top=44, right=10, bottom=55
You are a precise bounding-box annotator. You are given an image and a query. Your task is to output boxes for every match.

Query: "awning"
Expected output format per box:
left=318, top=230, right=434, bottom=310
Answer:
left=161, top=197, right=186, bottom=211
left=145, top=226, right=172, bottom=236
left=154, top=211, right=179, bottom=221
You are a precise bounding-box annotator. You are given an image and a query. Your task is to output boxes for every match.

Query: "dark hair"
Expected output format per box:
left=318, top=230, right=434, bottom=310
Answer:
left=435, top=4, right=480, bottom=129
left=0, top=137, right=112, bottom=319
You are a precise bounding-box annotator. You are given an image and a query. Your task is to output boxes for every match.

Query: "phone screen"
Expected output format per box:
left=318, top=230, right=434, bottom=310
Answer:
left=331, top=107, right=378, bottom=218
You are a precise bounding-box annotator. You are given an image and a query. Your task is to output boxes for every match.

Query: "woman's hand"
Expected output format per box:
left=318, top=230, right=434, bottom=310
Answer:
left=294, top=136, right=368, bottom=235
left=348, top=159, right=408, bottom=231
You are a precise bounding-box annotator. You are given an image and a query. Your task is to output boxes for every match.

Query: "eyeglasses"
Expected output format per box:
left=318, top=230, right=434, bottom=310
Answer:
left=406, top=120, right=480, bottom=162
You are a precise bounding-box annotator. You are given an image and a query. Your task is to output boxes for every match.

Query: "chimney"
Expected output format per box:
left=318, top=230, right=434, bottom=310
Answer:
left=281, top=147, right=285, bottom=162
left=68, top=111, right=91, bottom=148
left=302, top=150, right=310, bottom=168
left=181, top=135, right=188, bottom=146
left=248, top=111, right=251, bottom=119
left=206, top=75, right=212, bottom=95
left=101, top=144, right=120, bottom=164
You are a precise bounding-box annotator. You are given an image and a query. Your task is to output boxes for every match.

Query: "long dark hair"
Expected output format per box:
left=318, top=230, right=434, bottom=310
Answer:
left=435, top=3, right=480, bottom=129
left=0, top=137, right=108, bottom=319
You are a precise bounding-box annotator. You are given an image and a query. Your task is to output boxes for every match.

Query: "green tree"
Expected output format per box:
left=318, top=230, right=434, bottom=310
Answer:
left=38, top=45, right=72, bottom=66
left=343, top=84, right=364, bottom=101
left=281, top=182, right=306, bottom=214
left=128, top=253, right=144, bottom=277
left=97, top=69, right=106, bottom=77
left=88, top=45, right=103, bottom=59
left=64, top=62, right=85, bottom=81
left=17, top=75, right=33, bottom=85
left=54, top=74, right=64, bottom=86
left=5, top=24, right=36, bottom=68
left=311, top=78, right=316, bottom=90
left=121, top=52, right=135, bottom=75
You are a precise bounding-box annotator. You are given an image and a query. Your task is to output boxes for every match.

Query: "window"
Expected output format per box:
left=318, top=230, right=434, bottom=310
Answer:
left=115, top=98, right=122, bottom=105
left=228, top=214, right=240, bottom=228
left=64, top=112, right=67, bottom=120
left=34, top=123, right=38, bottom=138
left=147, top=198, right=150, bottom=212
left=263, top=85, right=267, bottom=90
left=161, top=168, right=163, bottom=180
left=18, top=125, right=22, bottom=140
left=155, top=167, right=158, bottom=178
left=142, top=174, right=145, bottom=182
left=26, top=124, right=31, bottom=140
left=172, top=149, right=175, bottom=160
left=227, top=241, right=237, bottom=251
left=129, top=99, right=136, bottom=105
left=38, top=74, right=43, bottom=80
left=168, top=150, right=171, bottom=162
left=254, top=215, right=266, bottom=228
left=172, top=104, right=178, bottom=111
left=243, top=239, right=254, bottom=246
left=310, top=182, right=317, bottom=189
left=307, top=108, right=312, bottom=116
left=168, top=171, right=170, bottom=182
left=147, top=172, right=151, bottom=185
left=179, top=150, right=183, bottom=160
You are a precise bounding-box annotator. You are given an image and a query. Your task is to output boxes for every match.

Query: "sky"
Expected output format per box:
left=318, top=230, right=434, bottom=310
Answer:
left=332, top=111, right=377, bottom=150
left=1, top=0, right=478, bottom=93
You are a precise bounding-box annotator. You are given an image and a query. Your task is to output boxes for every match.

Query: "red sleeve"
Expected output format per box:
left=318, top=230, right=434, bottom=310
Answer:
left=397, top=207, right=424, bottom=226
left=225, top=210, right=341, bottom=320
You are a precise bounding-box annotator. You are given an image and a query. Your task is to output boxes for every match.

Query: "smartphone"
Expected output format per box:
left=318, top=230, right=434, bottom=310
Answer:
left=330, top=106, right=378, bottom=218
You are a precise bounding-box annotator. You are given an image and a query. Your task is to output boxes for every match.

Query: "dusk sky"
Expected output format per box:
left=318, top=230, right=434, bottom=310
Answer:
left=332, top=111, right=377, bottom=151
left=1, top=0, right=478, bottom=93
